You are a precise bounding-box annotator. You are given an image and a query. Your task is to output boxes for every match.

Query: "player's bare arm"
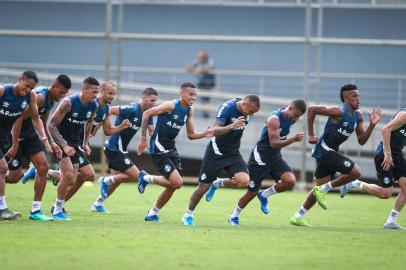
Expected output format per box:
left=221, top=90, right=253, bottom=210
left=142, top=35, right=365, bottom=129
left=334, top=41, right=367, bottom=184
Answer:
left=381, top=111, right=406, bottom=171
left=186, top=106, right=213, bottom=140
left=267, top=116, right=303, bottom=149
left=212, top=116, right=245, bottom=137
left=137, top=101, right=175, bottom=155
left=307, top=105, right=343, bottom=144
left=48, top=98, right=75, bottom=156
left=356, top=108, right=382, bottom=145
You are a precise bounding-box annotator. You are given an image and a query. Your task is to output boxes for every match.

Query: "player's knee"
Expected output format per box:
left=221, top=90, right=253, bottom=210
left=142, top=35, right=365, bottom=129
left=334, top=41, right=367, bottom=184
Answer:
left=350, top=166, right=362, bottom=180
left=378, top=188, right=392, bottom=199
left=36, top=163, right=49, bottom=177
left=235, top=175, right=249, bottom=187
left=0, top=161, right=7, bottom=176
left=82, top=171, right=95, bottom=181
left=6, top=174, right=20, bottom=184
left=171, top=180, right=183, bottom=189
left=284, top=178, right=296, bottom=190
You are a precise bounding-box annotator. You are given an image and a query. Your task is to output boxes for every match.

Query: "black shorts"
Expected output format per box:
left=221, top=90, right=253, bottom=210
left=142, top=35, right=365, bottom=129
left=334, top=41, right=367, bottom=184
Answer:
left=247, top=156, right=292, bottom=192
left=0, top=132, right=12, bottom=160
left=62, top=146, right=90, bottom=167
left=104, top=148, right=134, bottom=172
left=314, top=147, right=355, bottom=179
left=151, top=149, right=182, bottom=179
left=8, top=135, right=44, bottom=171
left=375, top=151, right=406, bottom=188
left=198, top=146, right=248, bottom=183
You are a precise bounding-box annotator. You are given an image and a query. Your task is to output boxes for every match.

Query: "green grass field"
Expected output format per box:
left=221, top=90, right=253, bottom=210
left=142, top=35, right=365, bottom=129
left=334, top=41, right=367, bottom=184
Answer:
left=2, top=181, right=405, bottom=270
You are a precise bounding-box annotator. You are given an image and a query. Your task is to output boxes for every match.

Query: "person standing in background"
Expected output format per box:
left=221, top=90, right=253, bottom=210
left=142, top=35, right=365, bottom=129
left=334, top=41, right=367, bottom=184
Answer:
left=186, top=50, right=216, bottom=118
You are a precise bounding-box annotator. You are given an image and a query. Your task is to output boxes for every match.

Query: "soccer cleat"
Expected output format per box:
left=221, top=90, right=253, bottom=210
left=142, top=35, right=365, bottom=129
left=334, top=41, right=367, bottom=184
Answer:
left=145, top=214, right=160, bottom=222
left=99, top=177, right=109, bottom=199
left=339, top=183, right=352, bottom=198
left=0, top=208, right=22, bottom=221
left=29, top=210, right=53, bottom=221
left=289, top=216, right=312, bottom=227
left=137, top=170, right=150, bottom=194
left=205, top=184, right=218, bottom=202
left=383, top=222, right=406, bottom=230
left=52, top=211, right=71, bottom=221
left=22, top=166, right=37, bottom=184
left=182, top=214, right=194, bottom=226
left=257, top=191, right=270, bottom=214
left=50, top=206, right=67, bottom=215
left=91, top=204, right=109, bottom=213
left=228, top=216, right=240, bottom=226
left=312, top=186, right=327, bottom=210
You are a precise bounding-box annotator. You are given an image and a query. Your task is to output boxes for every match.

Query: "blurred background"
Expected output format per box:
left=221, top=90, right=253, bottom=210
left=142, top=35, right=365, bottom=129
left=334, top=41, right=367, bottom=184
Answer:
left=1, top=0, right=406, bottom=185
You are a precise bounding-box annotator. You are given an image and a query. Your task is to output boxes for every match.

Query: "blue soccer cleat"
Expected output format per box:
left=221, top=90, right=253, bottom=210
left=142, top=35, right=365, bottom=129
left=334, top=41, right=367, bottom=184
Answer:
left=137, top=170, right=150, bottom=194
left=145, top=214, right=160, bottom=222
left=91, top=204, right=109, bottom=213
left=257, top=191, right=270, bottom=215
left=384, top=222, right=406, bottom=230
left=99, top=177, right=109, bottom=199
left=50, top=206, right=67, bottom=215
left=205, top=184, right=218, bottom=202
left=52, top=211, right=71, bottom=221
left=182, top=214, right=194, bottom=226
left=22, top=166, right=37, bottom=184
left=228, top=216, right=240, bottom=226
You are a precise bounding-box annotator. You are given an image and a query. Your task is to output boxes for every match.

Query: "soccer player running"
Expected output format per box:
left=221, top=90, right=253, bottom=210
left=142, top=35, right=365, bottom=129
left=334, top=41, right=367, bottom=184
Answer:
left=182, top=95, right=260, bottom=226
left=339, top=109, right=406, bottom=230
left=48, top=77, right=100, bottom=221
left=6, top=74, right=71, bottom=221
left=137, top=82, right=212, bottom=222
left=290, top=84, right=382, bottom=227
left=61, top=81, right=131, bottom=206
left=93, top=87, right=158, bottom=213
left=227, top=99, right=306, bottom=226
left=0, top=70, right=51, bottom=220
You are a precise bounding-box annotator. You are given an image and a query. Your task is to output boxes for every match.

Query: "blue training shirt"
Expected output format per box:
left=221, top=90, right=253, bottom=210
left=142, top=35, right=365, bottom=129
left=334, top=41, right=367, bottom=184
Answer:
left=209, top=98, right=249, bottom=157
left=312, top=103, right=359, bottom=158
left=57, top=94, right=98, bottom=147
left=106, top=102, right=153, bottom=153
left=250, top=108, right=295, bottom=165
left=149, top=99, right=190, bottom=154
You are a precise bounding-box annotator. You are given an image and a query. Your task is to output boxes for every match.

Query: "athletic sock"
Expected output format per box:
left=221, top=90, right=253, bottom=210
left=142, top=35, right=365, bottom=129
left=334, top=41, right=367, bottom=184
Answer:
left=147, top=206, right=160, bottom=216
left=31, top=201, right=41, bottom=213
left=320, top=182, right=333, bottom=193
left=230, top=205, right=242, bottom=218
left=351, top=179, right=364, bottom=190
left=144, top=174, right=154, bottom=183
left=261, top=186, right=277, bottom=198
left=213, top=178, right=224, bottom=188
left=103, top=176, right=115, bottom=185
left=294, top=205, right=308, bottom=219
left=0, top=196, right=7, bottom=210
left=186, top=209, right=194, bottom=216
left=53, top=199, right=65, bottom=215
left=94, top=195, right=105, bottom=206
left=386, top=209, right=400, bottom=224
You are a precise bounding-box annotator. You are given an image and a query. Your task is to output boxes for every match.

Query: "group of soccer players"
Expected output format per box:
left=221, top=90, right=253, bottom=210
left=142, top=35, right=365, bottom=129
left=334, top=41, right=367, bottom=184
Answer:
left=0, top=70, right=405, bottom=230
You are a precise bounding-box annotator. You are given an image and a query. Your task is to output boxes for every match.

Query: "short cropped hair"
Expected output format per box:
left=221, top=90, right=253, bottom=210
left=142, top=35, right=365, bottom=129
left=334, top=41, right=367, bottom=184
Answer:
left=83, top=76, right=100, bottom=88
left=244, top=94, right=260, bottom=109
left=142, top=87, right=158, bottom=96
left=291, top=99, right=307, bottom=113
left=180, top=82, right=196, bottom=90
left=56, top=74, right=72, bottom=89
left=100, top=81, right=116, bottom=91
left=340, top=84, right=358, bottom=103
left=22, top=70, right=38, bottom=83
